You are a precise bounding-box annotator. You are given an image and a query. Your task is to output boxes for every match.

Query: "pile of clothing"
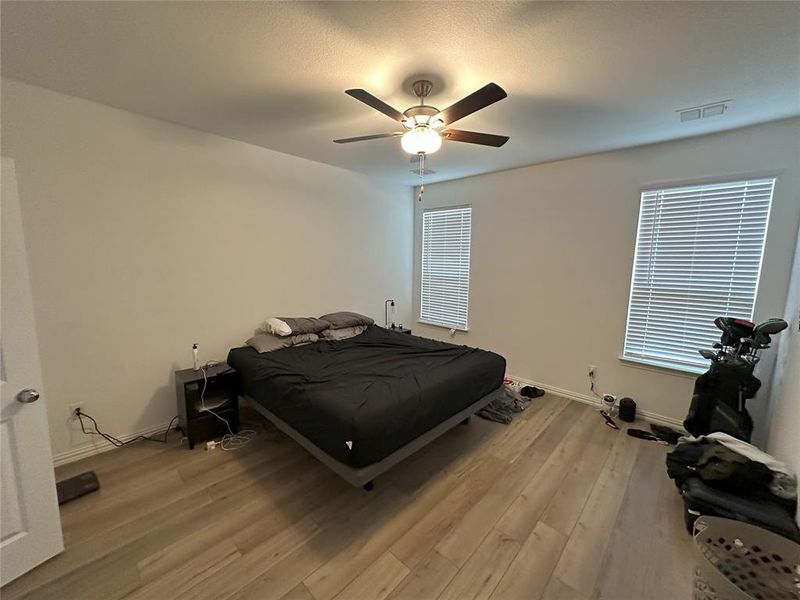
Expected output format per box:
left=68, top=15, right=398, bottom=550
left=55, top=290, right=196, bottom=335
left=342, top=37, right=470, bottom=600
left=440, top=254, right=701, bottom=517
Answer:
left=667, top=432, right=799, bottom=540
left=477, top=385, right=542, bottom=424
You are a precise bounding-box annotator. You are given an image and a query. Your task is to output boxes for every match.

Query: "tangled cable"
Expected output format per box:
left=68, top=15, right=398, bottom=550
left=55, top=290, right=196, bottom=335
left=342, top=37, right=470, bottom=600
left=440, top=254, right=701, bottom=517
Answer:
left=200, top=362, right=256, bottom=451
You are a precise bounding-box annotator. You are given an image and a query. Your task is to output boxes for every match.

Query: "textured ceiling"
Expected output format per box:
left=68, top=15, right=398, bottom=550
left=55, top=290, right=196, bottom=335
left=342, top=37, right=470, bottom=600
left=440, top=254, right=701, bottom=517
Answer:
left=2, top=1, right=799, bottom=185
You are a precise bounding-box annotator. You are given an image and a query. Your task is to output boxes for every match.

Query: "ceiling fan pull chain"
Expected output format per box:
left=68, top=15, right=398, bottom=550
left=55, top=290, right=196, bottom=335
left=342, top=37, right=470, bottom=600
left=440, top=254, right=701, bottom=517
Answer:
left=417, top=152, right=425, bottom=202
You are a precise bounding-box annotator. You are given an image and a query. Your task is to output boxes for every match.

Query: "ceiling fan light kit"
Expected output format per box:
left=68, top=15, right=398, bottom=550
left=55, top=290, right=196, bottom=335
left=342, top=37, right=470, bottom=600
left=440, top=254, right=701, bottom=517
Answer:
left=401, top=126, right=442, bottom=155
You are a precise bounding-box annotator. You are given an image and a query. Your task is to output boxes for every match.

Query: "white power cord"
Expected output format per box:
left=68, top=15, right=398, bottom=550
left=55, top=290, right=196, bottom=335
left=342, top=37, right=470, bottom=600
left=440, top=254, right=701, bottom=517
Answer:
left=200, top=362, right=256, bottom=451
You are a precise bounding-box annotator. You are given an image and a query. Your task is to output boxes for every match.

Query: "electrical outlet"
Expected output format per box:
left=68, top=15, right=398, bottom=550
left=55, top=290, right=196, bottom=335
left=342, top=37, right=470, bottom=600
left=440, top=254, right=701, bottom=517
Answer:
left=68, top=403, right=83, bottom=421
left=588, top=365, right=597, bottom=378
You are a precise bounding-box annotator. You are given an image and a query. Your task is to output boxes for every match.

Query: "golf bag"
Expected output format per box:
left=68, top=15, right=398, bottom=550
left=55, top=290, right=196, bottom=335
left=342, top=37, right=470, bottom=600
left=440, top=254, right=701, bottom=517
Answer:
left=684, top=360, right=759, bottom=442
left=683, top=316, right=787, bottom=442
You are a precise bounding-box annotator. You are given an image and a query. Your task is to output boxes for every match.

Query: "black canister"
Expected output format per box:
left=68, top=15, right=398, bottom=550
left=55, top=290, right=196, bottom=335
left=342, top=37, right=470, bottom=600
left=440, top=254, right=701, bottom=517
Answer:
left=619, top=397, right=636, bottom=422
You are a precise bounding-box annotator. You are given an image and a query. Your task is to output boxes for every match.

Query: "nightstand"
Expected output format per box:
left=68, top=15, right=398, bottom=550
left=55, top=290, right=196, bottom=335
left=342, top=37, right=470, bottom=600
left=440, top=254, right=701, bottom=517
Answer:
left=175, top=363, right=239, bottom=449
left=387, top=325, right=412, bottom=335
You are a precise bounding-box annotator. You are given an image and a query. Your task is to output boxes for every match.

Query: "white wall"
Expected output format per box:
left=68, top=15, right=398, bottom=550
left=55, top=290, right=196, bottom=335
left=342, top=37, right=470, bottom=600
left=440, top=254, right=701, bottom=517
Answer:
left=414, top=119, right=800, bottom=434
left=1, top=79, right=413, bottom=461
left=767, top=226, right=800, bottom=517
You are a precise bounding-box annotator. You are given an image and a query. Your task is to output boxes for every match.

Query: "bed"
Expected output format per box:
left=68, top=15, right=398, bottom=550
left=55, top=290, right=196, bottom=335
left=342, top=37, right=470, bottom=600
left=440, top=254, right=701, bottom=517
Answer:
left=227, top=325, right=505, bottom=488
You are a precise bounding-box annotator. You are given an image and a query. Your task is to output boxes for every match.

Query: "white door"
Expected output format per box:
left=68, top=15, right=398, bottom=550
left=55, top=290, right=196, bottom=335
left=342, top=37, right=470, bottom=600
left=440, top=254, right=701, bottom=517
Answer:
left=0, top=157, right=63, bottom=585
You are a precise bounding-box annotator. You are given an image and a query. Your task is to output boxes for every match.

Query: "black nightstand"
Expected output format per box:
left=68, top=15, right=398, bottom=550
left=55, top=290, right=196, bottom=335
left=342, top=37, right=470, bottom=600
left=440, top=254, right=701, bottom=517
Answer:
left=175, top=363, right=239, bottom=449
left=387, top=325, right=412, bottom=335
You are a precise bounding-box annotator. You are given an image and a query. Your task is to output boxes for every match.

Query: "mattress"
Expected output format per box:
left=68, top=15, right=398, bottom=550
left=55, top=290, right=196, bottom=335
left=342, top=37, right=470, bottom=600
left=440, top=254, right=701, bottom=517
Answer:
left=227, top=325, right=505, bottom=468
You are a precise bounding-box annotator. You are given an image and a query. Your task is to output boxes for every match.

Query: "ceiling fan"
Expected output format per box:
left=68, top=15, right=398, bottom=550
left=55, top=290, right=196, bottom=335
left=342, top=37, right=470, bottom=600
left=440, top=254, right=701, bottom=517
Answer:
left=334, top=80, right=510, bottom=155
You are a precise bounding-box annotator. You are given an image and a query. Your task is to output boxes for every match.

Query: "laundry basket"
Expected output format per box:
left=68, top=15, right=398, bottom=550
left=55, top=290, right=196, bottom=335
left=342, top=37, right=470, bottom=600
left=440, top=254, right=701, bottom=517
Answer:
left=692, top=516, right=800, bottom=600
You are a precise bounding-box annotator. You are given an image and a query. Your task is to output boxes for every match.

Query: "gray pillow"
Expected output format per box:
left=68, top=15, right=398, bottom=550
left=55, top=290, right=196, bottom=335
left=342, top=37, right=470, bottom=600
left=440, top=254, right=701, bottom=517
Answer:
left=261, top=317, right=331, bottom=337
left=277, top=317, right=331, bottom=335
left=319, top=311, right=374, bottom=330
left=319, top=325, right=367, bottom=341
left=246, top=332, right=319, bottom=353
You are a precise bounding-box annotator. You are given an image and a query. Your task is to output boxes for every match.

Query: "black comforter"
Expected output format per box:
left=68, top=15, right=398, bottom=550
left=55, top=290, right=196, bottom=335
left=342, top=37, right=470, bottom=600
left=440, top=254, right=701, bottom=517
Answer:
left=227, top=325, right=505, bottom=467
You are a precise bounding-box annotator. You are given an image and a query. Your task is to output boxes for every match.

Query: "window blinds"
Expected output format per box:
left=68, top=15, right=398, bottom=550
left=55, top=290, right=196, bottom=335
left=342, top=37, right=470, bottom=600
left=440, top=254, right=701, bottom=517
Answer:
left=420, top=206, right=472, bottom=330
left=623, top=178, right=775, bottom=372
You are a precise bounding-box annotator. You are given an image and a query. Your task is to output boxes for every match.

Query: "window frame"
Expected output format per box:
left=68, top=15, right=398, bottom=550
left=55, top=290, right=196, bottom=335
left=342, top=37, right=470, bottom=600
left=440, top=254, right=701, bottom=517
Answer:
left=620, top=175, right=776, bottom=375
left=418, top=204, right=473, bottom=331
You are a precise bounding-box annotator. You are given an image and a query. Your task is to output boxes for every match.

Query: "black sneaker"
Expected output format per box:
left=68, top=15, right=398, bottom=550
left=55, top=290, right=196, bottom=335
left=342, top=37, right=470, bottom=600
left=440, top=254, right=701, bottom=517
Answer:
left=520, top=386, right=545, bottom=398
left=649, top=424, right=682, bottom=445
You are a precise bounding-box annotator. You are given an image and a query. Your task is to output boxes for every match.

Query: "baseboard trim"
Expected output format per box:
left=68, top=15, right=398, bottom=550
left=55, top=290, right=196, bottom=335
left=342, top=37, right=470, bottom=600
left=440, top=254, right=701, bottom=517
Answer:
left=52, top=420, right=176, bottom=467
left=507, top=374, right=686, bottom=430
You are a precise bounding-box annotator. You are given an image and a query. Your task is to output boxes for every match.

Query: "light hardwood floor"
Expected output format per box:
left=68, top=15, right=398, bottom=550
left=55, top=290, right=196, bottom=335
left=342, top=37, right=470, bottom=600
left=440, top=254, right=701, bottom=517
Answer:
left=2, top=396, right=695, bottom=600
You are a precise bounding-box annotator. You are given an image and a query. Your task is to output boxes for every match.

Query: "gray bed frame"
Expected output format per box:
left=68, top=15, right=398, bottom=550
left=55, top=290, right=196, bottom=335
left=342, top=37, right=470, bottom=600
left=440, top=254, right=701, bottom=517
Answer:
left=240, top=386, right=503, bottom=489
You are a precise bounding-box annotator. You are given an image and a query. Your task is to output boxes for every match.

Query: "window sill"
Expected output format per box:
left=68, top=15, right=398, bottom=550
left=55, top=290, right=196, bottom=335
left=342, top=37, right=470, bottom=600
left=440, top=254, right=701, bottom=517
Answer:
left=618, top=356, right=704, bottom=378
left=416, top=319, right=469, bottom=332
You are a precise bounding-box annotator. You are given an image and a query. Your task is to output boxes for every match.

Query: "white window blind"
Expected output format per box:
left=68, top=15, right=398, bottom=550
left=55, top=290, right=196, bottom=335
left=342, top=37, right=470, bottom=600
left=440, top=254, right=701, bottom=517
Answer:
left=420, top=206, right=472, bottom=330
left=623, top=177, right=775, bottom=372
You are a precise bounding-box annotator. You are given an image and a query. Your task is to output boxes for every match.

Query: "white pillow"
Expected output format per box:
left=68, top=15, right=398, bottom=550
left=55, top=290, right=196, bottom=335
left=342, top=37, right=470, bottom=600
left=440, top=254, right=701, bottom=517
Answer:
left=263, top=317, right=292, bottom=337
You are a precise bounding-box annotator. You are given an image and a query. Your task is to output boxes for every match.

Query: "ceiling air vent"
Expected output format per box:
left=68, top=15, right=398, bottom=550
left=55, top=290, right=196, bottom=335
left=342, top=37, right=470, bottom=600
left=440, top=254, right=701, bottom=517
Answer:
left=702, top=103, right=727, bottom=118
left=680, top=108, right=702, bottom=122
left=678, top=100, right=731, bottom=122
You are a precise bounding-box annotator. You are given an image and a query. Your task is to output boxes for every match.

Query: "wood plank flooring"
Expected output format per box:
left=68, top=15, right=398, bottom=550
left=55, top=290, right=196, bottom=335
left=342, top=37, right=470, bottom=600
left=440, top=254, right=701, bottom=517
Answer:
left=2, top=397, right=695, bottom=600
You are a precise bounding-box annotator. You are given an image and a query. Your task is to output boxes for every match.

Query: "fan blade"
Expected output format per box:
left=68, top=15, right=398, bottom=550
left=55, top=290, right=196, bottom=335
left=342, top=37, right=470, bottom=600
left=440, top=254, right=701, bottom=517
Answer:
left=437, top=83, right=507, bottom=125
left=345, top=89, right=406, bottom=122
left=333, top=132, right=403, bottom=144
left=443, top=129, right=509, bottom=147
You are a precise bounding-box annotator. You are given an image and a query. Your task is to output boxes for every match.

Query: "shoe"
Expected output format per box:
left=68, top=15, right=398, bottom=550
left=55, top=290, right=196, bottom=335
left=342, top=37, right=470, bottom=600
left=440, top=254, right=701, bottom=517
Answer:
left=627, top=429, right=667, bottom=444
left=520, top=386, right=545, bottom=398
left=650, top=424, right=681, bottom=445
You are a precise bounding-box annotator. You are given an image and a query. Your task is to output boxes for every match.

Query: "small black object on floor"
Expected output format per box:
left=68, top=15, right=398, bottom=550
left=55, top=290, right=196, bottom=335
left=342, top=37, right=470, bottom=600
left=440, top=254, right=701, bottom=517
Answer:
left=56, top=471, right=100, bottom=505
left=618, top=397, right=636, bottom=422
left=650, top=424, right=682, bottom=445
left=519, top=386, right=545, bottom=398
left=627, top=429, right=666, bottom=444
left=626, top=424, right=683, bottom=445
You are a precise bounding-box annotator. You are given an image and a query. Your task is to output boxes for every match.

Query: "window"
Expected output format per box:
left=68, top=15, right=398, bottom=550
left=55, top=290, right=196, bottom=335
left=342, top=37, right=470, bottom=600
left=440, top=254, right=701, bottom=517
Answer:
left=420, top=206, right=472, bottom=330
left=623, top=177, right=775, bottom=372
